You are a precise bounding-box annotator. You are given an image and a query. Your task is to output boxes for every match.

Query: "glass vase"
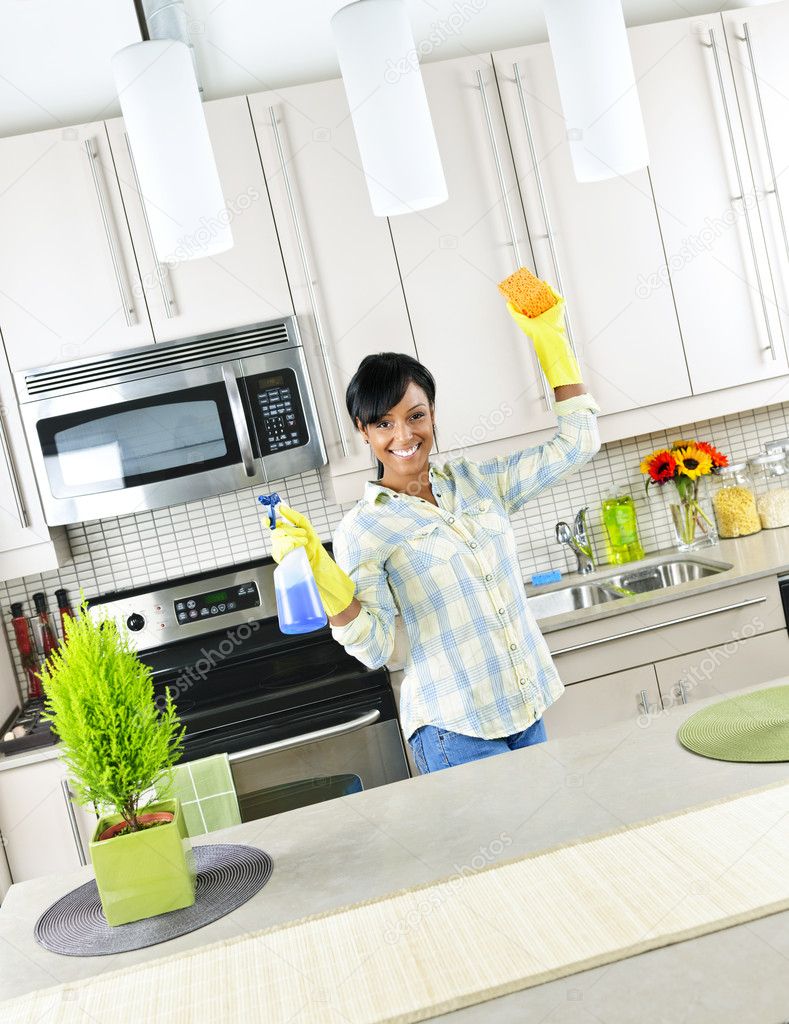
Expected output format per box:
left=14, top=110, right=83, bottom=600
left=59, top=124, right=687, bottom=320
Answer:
left=664, top=476, right=717, bottom=551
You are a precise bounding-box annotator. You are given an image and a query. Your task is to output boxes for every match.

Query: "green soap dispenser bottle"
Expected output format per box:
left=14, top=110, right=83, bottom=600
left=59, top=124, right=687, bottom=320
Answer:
left=601, top=492, right=645, bottom=565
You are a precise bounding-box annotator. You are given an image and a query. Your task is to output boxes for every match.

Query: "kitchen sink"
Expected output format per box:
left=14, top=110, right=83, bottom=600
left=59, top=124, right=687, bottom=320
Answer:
left=525, top=582, right=623, bottom=619
left=525, top=555, right=733, bottom=620
left=594, top=557, right=732, bottom=595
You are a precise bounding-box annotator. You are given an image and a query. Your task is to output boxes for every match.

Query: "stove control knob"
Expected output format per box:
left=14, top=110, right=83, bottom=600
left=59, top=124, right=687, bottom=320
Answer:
left=126, top=613, right=145, bottom=632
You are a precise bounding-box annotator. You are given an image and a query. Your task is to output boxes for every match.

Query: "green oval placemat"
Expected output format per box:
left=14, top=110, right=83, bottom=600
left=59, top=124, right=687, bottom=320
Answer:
left=677, top=684, right=789, bottom=762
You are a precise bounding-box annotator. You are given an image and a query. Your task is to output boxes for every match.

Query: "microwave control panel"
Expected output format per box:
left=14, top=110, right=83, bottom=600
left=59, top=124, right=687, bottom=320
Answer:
left=174, top=581, right=260, bottom=624
left=247, top=368, right=309, bottom=455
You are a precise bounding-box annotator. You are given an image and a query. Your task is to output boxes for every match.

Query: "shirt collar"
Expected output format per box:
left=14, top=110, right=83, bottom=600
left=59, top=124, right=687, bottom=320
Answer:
left=363, top=462, right=448, bottom=505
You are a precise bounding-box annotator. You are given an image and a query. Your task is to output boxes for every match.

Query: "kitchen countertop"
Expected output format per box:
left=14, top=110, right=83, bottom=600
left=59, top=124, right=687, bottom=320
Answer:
left=3, top=528, right=789, bottom=774
left=1, top=678, right=788, bottom=1021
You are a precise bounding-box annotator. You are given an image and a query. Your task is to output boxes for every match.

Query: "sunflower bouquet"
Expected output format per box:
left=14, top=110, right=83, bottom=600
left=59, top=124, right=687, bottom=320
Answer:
left=640, top=439, right=729, bottom=548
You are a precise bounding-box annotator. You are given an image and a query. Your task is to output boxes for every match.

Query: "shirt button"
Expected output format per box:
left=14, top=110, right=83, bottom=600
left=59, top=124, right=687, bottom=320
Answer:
left=518, top=677, right=527, bottom=687
left=470, top=541, right=477, bottom=549
left=448, top=517, right=455, bottom=524
left=485, top=573, right=493, bottom=582
left=498, top=607, right=505, bottom=615
left=509, top=642, right=518, bottom=651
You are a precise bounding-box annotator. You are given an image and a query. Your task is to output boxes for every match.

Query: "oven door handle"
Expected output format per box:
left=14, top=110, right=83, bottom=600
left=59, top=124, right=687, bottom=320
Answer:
left=227, top=708, right=381, bottom=764
left=222, top=364, right=257, bottom=477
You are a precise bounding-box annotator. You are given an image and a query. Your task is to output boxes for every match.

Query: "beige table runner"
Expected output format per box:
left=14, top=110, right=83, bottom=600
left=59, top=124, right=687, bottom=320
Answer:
left=4, top=779, right=789, bottom=1024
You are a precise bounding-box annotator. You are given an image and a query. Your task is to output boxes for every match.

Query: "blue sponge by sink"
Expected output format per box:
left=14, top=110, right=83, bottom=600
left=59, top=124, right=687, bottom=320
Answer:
left=530, top=569, right=563, bottom=586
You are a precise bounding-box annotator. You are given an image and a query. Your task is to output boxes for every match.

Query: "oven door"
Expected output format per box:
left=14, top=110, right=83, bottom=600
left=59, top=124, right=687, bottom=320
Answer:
left=21, top=360, right=266, bottom=525
left=224, top=695, right=411, bottom=822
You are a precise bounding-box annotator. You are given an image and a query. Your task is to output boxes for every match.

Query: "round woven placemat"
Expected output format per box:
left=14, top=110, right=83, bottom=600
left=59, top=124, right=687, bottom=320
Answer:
left=677, top=684, right=789, bottom=762
left=34, top=843, right=273, bottom=956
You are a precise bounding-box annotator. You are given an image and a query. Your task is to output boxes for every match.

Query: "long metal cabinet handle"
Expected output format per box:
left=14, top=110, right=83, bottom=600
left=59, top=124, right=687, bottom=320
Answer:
left=476, top=68, right=553, bottom=413
left=0, top=408, right=29, bottom=528
left=227, top=708, right=380, bottom=765
left=84, top=138, right=138, bottom=328
left=639, top=689, right=650, bottom=715
left=551, top=595, right=766, bottom=656
left=267, top=107, right=350, bottom=457
left=677, top=680, right=688, bottom=704
left=124, top=132, right=179, bottom=319
left=222, top=365, right=257, bottom=477
left=739, top=23, right=789, bottom=275
left=512, top=62, right=580, bottom=364
left=60, top=779, right=88, bottom=867
left=705, top=28, right=776, bottom=360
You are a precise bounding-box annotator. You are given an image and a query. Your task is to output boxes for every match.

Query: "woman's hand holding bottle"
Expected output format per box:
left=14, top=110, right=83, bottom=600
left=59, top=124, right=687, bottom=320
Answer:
left=271, top=504, right=356, bottom=619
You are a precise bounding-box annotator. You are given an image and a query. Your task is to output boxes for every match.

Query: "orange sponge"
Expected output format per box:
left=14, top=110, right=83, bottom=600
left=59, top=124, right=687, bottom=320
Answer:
left=498, top=267, right=557, bottom=318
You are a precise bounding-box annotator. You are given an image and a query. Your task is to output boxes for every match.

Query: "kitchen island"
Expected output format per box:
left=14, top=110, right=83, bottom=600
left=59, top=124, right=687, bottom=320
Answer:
left=1, top=678, right=788, bottom=1022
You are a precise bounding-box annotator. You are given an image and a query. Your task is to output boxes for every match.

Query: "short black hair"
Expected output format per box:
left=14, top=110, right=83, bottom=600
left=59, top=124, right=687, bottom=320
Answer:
left=345, top=353, right=437, bottom=480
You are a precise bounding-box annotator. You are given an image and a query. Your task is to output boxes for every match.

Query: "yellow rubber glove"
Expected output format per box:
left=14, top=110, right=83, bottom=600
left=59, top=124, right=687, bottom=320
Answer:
left=270, top=503, right=355, bottom=618
left=506, top=285, right=583, bottom=388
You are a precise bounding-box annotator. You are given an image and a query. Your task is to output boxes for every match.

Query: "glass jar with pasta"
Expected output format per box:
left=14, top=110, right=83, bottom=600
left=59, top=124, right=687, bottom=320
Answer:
left=749, top=452, right=789, bottom=529
left=709, top=462, right=761, bottom=538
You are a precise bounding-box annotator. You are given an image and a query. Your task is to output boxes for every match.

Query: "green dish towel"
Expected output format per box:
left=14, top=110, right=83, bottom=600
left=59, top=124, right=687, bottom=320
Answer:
left=677, top=684, right=789, bottom=762
left=155, top=754, right=242, bottom=836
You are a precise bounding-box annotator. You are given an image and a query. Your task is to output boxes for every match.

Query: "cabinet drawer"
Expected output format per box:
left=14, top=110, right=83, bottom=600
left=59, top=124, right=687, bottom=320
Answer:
left=654, top=627, right=789, bottom=707
left=547, top=575, right=783, bottom=684
left=542, top=664, right=660, bottom=741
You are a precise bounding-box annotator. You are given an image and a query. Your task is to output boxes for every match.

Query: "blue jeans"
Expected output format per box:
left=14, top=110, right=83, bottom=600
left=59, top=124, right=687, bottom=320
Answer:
left=409, top=717, right=547, bottom=774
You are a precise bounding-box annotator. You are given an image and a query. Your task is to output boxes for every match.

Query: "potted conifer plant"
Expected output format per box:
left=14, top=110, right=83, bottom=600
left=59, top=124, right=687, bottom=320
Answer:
left=40, top=600, right=196, bottom=927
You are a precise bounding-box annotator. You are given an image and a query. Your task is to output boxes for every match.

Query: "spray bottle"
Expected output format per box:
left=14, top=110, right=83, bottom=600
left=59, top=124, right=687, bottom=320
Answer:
left=259, top=493, right=328, bottom=635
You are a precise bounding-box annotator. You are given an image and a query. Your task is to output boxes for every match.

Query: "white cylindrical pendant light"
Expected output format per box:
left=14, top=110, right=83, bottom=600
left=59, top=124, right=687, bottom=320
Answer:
left=331, top=0, right=448, bottom=216
left=112, top=39, right=232, bottom=263
left=543, top=0, right=649, bottom=183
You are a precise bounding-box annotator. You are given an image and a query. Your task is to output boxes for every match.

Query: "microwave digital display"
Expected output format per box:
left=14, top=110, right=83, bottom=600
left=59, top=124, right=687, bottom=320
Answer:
left=244, top=367, right=309, bottom=456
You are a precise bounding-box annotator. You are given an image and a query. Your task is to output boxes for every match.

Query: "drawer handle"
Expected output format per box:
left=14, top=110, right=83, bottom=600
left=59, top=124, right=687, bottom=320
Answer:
left=552, top=595, right=767, bottom=656
left=0, top=408, right=29, bottom=528
left=60, top=778, right=88, bottom=866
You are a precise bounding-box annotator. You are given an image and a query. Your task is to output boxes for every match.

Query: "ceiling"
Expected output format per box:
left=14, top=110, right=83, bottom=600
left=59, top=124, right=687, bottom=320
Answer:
left=0, top=0, right=754, bottom=139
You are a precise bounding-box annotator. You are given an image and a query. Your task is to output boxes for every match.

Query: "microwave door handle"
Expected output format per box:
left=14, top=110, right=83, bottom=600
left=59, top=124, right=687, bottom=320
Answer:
left=222, top=365, right=257, bottom=477
left=227, top=709, right=381, bottom=764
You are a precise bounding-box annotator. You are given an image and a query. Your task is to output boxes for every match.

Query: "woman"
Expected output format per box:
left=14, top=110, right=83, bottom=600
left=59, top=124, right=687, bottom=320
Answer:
left=271, top=291, right=601, bottom=773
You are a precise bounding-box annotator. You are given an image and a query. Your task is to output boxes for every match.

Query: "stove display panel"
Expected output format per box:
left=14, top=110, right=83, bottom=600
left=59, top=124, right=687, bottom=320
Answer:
left=174, top=581, right=260, bottom=624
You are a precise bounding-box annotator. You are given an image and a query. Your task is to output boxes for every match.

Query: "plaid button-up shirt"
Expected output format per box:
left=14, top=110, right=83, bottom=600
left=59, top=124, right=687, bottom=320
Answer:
left=330, top=392, right=602, bottom=742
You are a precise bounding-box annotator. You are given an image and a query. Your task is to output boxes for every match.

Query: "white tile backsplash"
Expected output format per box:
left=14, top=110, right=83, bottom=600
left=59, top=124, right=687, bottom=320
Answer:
left=4, top=398, right=789, bottom=698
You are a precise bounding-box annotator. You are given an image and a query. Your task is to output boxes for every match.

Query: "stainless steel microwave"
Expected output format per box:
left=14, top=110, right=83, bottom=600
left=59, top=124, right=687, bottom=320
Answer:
left=15, top=317, right=327, bottom=526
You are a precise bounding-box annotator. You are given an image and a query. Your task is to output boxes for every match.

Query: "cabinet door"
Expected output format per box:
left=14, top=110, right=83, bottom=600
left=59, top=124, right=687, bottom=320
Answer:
left=542, top=664, right=660, bottom=740
left=722, top=5, right=789, bottom=359
left=0, top=122, right=153, bottom=372
left=0, top=349, right=68, bottom=578
left=628, top=15, right=788, bottom=394
left=0, top=757, right=94, bottom=883
left=493, top=44, right=691, bottom=415
left=386, top=54, right=553, bottom=454
left=248, top=82, right=416, bottom=471
left=655, top=627, right=789, bottom=707
left=106, top=96, right=293, bottom=344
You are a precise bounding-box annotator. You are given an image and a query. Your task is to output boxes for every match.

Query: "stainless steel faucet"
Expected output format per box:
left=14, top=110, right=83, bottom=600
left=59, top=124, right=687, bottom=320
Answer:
left=555, top=505, right=596, bottom=574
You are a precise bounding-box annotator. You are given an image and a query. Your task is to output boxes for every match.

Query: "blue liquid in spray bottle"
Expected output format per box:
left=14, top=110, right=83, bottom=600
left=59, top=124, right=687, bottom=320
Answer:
left=259, top=493, right=328, bottom=635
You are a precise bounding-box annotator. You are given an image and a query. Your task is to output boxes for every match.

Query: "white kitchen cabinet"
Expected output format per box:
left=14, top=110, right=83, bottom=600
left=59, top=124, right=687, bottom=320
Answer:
left=628, top=14, right=788, bottom=394
left=493, top=44, right=691, bottom=416
left=106, top=96, right=293, bottom=344
left=722, top=5, right=789, bottom=359
left=654, top=626, right=789, bottom=707
left=0, top=755, right=95, bottom=884
left=0, top=122, right=153, bottom=372
left=386, top=54, right=553, bottom=455
left=542, top=664, right=661, bottom=740
left=247, top=81, right=416, bottom=473
left=0, top=349, right=69, bottom=581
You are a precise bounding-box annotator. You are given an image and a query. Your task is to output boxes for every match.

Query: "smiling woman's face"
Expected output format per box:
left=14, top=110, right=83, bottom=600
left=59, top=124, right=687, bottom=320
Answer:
left=357, top=381, right=435, bottom=489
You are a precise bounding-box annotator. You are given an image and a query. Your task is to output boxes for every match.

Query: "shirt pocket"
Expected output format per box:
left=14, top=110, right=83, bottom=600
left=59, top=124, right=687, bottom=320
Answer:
left=464, top=497, right=507, bottom=535
left=404, top=522, right=456, bottom=571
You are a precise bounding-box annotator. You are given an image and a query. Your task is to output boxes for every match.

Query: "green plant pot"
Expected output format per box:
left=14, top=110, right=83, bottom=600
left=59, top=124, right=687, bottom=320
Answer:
left=89, top=798, right=196, bottom=927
